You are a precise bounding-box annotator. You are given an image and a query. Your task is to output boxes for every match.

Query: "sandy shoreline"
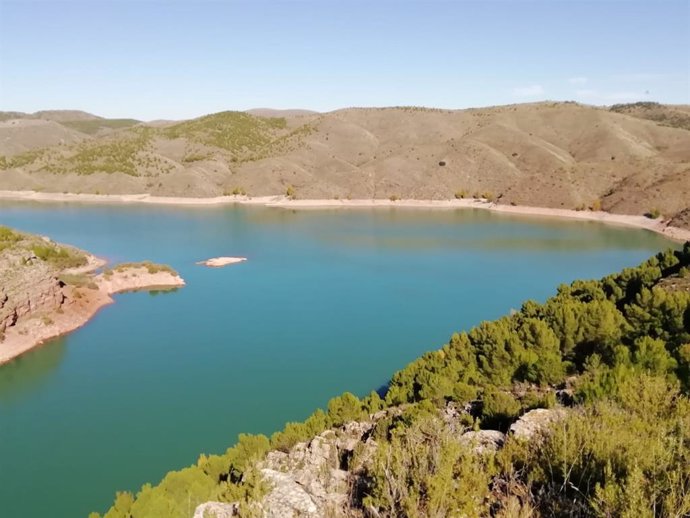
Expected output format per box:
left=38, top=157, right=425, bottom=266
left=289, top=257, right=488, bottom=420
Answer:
left=0, top=266, right=185, bottom=366
left=1, top=189, right=689, bottom=242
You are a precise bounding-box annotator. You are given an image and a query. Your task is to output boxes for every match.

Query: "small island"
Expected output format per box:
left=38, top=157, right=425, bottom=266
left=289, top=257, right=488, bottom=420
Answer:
left=196, top=256, right=247, bottom=267
left=0, top=227, right=185, bottom=365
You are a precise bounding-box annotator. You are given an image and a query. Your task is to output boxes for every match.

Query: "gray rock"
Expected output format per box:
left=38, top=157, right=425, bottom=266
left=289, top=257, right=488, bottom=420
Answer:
left=257, top=420, right=378, bottom=518
left=459, top=430, right=506, bottom=453
left=261, top=469, right=319, bottom=518
left=193, top=501, right=238, bottom=518
left=509, top=408, right=567, bottom=440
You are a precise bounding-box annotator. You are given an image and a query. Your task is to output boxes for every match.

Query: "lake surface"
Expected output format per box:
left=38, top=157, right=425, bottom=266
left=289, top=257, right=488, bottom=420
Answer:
left=0, top=202, right=675, bottom=517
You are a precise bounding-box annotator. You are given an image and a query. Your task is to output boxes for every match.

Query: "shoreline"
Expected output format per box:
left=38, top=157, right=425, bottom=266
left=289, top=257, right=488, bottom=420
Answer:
left=0, top=265, right=185, bottom=366
left=1, top=189, right=689, bottom=242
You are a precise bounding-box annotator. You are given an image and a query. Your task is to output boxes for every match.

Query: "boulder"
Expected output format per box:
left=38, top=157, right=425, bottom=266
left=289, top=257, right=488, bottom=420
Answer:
left=459, top=430, right=506, bottom=453
left=509, top=408, right=567, bottom=440
left=193, top=501, right=238, bottom=518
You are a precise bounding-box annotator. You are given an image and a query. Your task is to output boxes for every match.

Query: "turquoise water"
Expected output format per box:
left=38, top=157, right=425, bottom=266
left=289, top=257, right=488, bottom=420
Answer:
left=0, top=202, right=676, bottom=518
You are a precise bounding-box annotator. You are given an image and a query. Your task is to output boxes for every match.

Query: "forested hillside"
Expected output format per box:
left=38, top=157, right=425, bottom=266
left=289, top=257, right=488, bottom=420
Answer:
left=95, top=243, right=690, bottom=518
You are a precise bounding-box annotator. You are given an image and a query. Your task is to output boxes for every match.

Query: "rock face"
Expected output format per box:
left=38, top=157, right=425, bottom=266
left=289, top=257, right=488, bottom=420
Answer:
left=0, top=249, right=64, bottom=335
left=258, top=422, right=376, bottom=518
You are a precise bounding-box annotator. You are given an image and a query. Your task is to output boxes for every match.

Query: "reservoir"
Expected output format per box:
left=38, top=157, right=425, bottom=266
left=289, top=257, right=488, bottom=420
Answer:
left=0, top=202, right=675, bottom=517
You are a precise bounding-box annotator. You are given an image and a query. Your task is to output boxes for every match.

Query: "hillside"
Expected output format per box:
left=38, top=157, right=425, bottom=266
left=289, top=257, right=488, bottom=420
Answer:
left=610, top=101, right=690, bottom=131
left=94, top=243, right=690, bottom=518
left=1, top=102, right=689, bottom=227
left=0, top=110, right=141, bottom=149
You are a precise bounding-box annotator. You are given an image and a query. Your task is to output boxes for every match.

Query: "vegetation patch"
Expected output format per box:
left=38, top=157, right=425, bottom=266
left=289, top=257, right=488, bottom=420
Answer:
left=0, top=226, right=22, bottom=252
left=223, top=186, right=246, bottom=196
left=610, top=102, right=690, bottom=131
left=112, top=261, right=177, bottom=275
left=61, top=119, right=141, bottom=135
left=45, top=127, right=154, bottom=176
left=31, top=244, right=86, bottom=269
left=163, top=111, right=287, bottom=155
left=0, top=149, right=47, bottom=170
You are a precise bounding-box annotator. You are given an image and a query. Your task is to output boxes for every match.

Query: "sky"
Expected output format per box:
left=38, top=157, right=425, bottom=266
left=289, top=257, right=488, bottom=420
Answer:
left=0, top=0, right=688, bottom=120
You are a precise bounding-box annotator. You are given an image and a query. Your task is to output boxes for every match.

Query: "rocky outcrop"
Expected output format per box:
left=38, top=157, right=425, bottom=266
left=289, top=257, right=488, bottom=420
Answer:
left=257, top=421, right=377, bottom=518
left=509, top=408, right=567, bottom=440
left=1, top=230, right=185, bottom=364
left=196, top=257, right=247, bottom=268
left=460, top=430, right=506, bottom=454
left=192, top=501, right=238, bottom=518
left=192, top=404, right=570, bottom=518
left=0, top=248, right=64, bottom=334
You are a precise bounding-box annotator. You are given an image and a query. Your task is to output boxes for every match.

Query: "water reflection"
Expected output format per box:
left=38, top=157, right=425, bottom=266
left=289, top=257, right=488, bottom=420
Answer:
left=0, top=337, right=67, bottom=404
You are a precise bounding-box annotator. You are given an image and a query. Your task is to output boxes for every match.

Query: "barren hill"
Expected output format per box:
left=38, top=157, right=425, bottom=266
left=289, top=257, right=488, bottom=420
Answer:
left=1, top=102, right=689, bottom=227
left=0, top=119, right=88, bottom=156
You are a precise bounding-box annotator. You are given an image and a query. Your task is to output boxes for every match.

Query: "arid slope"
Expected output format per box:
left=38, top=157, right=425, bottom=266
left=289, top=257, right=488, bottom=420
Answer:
left=1, top=102, right=689, bottom=227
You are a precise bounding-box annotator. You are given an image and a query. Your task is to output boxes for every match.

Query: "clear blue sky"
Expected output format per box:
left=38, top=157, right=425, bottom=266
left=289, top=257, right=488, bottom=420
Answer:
left=1, top=0, right=688, bottom=120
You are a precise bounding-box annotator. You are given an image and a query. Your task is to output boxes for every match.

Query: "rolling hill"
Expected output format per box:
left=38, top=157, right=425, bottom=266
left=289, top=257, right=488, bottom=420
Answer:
left=0, top=102, right=689, bottom=227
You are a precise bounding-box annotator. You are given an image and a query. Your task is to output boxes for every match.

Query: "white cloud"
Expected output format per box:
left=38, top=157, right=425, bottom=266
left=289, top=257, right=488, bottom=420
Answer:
left=568, top=76, right=588, bottom=85
left=512, top=84, right=545, bottom=97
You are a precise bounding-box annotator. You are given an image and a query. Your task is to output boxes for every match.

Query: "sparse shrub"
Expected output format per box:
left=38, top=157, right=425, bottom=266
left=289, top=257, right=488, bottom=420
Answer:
left=590, top=198, right=602, bottom=211
left=113, top=261, right=177, bottom=275
left=454, top=190, right=467, bottom=199
left=32, top=244, right=87, bottom=269
left=389, top=194, right=400, bottom=202
left=0, top=226, right=22, bottom=252
left=286, top=185, right=296, bottom=199
left=645, top=208, right=661, bottom=219
left=224, top=186, right=246, bottom=196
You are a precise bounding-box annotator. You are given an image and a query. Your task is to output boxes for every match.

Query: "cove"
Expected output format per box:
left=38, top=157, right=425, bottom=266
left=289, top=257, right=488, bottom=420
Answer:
left=0, top=202, right=676, bottom=518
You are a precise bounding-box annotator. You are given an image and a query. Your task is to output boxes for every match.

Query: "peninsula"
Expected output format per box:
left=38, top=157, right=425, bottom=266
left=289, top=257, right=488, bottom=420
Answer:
left=0, top=227, right=185, bottom=364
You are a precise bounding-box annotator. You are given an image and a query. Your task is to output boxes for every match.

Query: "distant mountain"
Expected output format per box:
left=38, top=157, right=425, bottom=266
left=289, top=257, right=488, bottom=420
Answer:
left=0, top=101, right=689, bottom=228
